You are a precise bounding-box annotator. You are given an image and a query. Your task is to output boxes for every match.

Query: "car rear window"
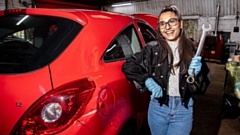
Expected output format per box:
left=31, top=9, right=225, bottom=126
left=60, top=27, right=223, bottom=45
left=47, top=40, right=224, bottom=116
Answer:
left=0, top=15, right=82, bottom=74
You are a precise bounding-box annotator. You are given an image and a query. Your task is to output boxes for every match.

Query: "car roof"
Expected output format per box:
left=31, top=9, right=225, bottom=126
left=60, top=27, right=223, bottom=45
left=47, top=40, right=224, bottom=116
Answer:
left=1, top=8, right=154, bottom=38
left=131, top=13, right=158, bottom=30
left=0, top=8, right=155, bottom=61
left=1, top=8, right=140, bottom=26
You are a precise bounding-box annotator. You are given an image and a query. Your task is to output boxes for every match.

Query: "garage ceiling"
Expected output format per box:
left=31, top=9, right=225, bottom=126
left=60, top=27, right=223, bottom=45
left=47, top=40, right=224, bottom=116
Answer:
left=63, top=0, right=149, bottom=6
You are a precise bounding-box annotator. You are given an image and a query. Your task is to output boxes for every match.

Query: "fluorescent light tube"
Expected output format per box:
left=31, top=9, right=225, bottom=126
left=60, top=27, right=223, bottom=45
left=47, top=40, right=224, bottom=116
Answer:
left=112, top=2, right=132, bottom=7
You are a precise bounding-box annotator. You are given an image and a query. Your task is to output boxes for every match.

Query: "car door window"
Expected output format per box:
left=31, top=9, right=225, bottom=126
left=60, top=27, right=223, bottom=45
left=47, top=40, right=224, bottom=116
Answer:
left=103, top=25, right=141, bottom=62
left=137, top=22, right=156, bottom=44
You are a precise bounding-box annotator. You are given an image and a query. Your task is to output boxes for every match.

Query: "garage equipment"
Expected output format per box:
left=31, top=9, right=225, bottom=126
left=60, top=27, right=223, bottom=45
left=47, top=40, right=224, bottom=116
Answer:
left=234, top=12, right=239, bottom=32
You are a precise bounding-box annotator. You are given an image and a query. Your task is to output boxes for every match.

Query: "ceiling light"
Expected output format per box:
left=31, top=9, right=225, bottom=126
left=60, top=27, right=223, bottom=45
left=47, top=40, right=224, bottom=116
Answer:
left=112, top=2, right=132, bottom=7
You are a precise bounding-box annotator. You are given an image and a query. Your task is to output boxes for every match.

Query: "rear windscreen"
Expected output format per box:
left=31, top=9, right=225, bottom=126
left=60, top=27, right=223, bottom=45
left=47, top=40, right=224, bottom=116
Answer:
left=0, top=15, right=82, bottom=74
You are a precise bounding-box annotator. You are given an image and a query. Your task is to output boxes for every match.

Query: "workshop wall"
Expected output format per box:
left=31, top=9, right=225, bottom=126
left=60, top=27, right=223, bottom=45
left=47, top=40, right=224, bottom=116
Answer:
left=107, top=0, right=240, bottom=43
left=0, top=1, right=5, bottom=10
left=4, top=0, right=32, bottom=9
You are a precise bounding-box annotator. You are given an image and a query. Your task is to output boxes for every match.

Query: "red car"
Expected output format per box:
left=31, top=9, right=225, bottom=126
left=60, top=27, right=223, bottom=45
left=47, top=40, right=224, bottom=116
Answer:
left=0, top=8, right=157, bottom=135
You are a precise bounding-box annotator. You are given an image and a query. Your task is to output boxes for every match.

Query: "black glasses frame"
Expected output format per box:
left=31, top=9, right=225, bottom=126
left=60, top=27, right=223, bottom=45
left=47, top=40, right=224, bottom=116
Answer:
left=158, top=18, right=179, bottom=29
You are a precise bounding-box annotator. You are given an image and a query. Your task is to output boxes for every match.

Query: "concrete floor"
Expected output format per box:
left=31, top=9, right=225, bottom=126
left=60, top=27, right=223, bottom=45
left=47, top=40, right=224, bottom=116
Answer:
left=191, top=61, right=240, bottom=135
left=139, top=61, right=240, bottom=135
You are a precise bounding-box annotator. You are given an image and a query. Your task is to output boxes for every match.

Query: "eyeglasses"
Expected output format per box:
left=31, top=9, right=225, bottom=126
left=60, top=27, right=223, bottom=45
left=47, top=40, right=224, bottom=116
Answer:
left=158, top=18, right=179, bottom=29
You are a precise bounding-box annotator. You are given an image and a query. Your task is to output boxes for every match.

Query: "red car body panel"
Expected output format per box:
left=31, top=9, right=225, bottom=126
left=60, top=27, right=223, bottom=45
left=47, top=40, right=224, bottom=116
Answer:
left=0, top=67, right=52, bottom=135
left=0, top=8, right=153, bottom=135
left=48, top=10, right=150, bottom=134
left=132, top=13, right=158, bottom=30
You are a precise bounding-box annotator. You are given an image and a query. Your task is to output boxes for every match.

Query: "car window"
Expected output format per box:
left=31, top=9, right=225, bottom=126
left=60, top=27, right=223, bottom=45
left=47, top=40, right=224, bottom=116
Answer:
left=137, top=22, right=156, bottom=44
left=0, top=15, right=82, bottom=74
left=103, top=25, right=141, bottom=62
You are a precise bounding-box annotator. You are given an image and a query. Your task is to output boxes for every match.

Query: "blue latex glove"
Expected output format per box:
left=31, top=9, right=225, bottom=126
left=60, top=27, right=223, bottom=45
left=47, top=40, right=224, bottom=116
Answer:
left=188, top=56, right=202, bottom=76
left=145, top=78, right=162, bottom=100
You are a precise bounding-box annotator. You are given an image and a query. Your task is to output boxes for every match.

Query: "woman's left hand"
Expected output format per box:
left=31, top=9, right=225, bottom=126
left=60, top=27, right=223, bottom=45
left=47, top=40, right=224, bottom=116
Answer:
left=188, top=56, right=202, bottom=76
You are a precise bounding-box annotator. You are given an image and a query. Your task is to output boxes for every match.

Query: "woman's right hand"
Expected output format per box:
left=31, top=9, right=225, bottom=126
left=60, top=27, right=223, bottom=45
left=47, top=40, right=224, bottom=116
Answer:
left=145, top=78, right=163, bottom=100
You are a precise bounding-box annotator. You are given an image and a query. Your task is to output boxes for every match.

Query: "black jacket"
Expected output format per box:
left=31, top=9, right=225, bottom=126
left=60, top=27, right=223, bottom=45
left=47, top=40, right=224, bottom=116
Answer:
left=122, top=41, right=210, bottom=107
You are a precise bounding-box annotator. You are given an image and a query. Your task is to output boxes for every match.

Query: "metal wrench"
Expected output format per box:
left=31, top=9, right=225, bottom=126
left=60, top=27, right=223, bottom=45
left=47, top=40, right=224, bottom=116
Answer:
left=186, top=24, right=212, bottom=84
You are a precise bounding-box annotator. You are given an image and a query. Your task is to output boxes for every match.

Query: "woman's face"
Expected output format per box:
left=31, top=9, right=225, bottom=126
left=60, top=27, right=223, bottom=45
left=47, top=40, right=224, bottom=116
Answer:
left=158, top=11, right=182, bottom=42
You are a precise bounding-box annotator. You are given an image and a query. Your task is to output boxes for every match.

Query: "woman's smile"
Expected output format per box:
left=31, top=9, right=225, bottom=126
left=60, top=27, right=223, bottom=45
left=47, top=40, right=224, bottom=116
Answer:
left=159, top=11, right=182, bottom=42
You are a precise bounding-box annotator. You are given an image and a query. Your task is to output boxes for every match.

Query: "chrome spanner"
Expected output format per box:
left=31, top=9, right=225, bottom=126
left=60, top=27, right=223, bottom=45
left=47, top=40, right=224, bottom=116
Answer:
left=186, top=24, right=212, bottom=84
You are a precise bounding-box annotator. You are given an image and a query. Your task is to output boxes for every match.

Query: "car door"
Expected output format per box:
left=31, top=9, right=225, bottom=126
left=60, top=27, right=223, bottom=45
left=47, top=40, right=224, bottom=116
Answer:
left=99, top=24, right=150, bottom=132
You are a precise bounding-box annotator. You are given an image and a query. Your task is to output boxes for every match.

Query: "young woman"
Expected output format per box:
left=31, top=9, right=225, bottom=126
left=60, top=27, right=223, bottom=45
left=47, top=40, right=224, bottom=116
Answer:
left=122, top=5, right=208, bottom=135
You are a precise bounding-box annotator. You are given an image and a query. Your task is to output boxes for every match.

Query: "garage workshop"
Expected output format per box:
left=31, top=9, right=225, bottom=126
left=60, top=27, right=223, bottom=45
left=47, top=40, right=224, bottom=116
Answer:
left=0, top=0, right=239, bottom=135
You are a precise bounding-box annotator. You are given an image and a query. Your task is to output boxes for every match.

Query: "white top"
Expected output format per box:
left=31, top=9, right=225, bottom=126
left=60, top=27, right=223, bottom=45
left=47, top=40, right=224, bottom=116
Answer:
left=167, top=41, right=180, bottom=96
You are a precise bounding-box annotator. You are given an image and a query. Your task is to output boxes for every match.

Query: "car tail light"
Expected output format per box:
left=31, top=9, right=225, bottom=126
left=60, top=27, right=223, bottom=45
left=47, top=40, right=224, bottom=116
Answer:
left=11, top=78, right=95, bottom=135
